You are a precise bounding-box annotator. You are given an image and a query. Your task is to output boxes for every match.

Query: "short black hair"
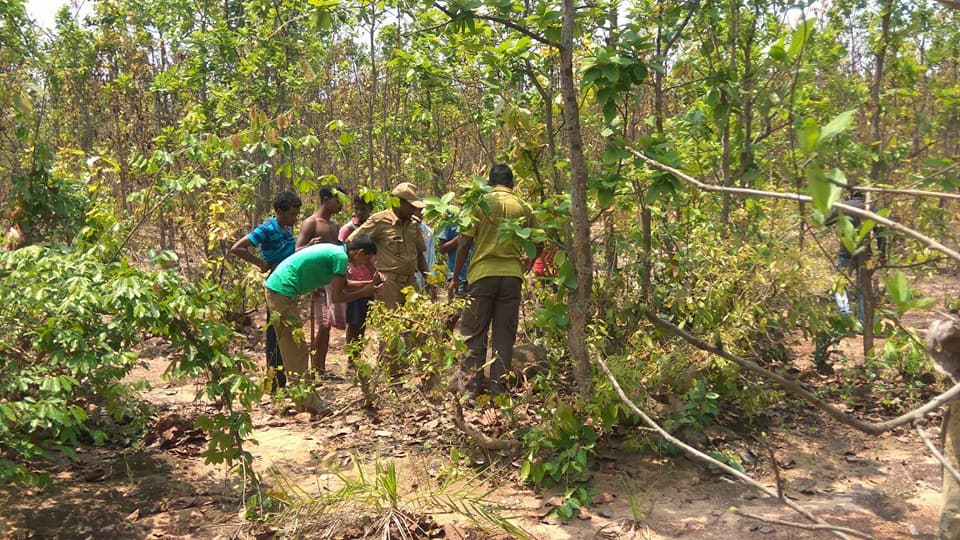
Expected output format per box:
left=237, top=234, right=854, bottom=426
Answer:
left=489, top=164, right=514, bottom=188
left=318, top=186, right=340, bottom=202
left=353, top=195, right=373, bottom=208
left=274, top=191, right=302, bottom=211
left=346, top=234, right=377, bottom=254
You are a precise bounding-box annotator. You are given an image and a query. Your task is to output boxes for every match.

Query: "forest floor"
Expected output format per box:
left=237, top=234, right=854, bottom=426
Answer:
left=1, top=291, right=952, bottom=540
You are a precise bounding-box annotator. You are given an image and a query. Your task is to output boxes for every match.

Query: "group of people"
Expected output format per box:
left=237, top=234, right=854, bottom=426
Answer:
left=230, top=164, right=541, bottom=398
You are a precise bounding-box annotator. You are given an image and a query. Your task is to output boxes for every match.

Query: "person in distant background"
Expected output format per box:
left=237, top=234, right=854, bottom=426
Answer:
left=414, top=217, right=437, bottom=299
left=824, top=191, right=886, bottom=323
left=339, top=195, right=373, bottom=243
left=297, top=186, right=345, bottom=373
left=230, top=190, right=302, bottom=389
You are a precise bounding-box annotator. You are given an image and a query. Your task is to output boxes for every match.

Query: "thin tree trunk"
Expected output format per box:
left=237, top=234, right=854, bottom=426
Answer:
left=862, top=0, right=893, bottom=355
left=559, top=0, right=593, bottom=401
left=368, top=10, right=377, bottom=187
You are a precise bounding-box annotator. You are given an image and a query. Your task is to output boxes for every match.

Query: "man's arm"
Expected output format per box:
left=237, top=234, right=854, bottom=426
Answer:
left=327, top=275, right=376, bottom=303
left=447, top=235, right=474, bottom=299
left=439, top=234, right=459, bottom=255
left=230, top=236, right=270, bottom=272
left=417, top=252, right=429, bottom=275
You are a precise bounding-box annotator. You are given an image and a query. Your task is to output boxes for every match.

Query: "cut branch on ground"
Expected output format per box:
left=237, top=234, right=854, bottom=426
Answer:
left=592, top=353, right=867, bottom=540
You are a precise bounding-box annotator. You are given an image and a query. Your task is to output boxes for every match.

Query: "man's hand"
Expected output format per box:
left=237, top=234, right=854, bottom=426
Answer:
left=258, top=260, right=272, bottom=273
left=447, top=279, right=458, bottom=302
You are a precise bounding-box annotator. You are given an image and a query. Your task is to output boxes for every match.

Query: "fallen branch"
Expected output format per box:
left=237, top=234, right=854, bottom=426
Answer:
left=915, top=419, right=960, bottom=487
left=731, top=508, right=873, bottom=539
left=449, top=396, right=521, bottom=453
left=642, top=307, right=960, bottom=436
left=593, top=354, right=865, bottom=540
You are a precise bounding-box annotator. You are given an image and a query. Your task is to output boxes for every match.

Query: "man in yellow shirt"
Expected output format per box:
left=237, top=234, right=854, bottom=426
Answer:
left=448, top=164, right=540, bottom=396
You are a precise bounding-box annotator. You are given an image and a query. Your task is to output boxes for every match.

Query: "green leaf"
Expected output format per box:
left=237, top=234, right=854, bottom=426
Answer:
left=817, top=109, right=857, bottom=146
left=787, top=18, right=815, bottom=60
left=768, top=39, right=787, bottom=63
left=885, top=271, right=909, bottom=305
left=806, top=166, right=841, bottom=215
left=597, top=188, right=614, bottom=209
left=797, top=118, right=820, bottom=154
left=601, top=64, right=619, bottom=83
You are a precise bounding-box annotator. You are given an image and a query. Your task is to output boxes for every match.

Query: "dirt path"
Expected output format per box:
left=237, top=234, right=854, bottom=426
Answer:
left=0, top=326, right=947, bottom=539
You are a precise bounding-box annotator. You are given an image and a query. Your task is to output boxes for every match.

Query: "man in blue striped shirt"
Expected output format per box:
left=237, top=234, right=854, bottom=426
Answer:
left=231, top=191, right=302, bottom=388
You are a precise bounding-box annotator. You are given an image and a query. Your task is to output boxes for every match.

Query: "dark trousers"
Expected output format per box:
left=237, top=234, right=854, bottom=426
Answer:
left=265, top=309, right=286, bottom=388
left=460, top=276, right=522, bottom=394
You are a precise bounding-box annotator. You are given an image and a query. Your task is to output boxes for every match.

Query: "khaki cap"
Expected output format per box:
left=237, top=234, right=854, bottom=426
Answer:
left=391, top=182, right=426, bottom=208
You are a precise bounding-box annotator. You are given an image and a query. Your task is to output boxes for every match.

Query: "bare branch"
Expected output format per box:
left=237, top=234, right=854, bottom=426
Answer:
left=449, top=395, right=520, bottom=453
left=627, top=148, right=960, bottom=264
left=915, top=419, right=960, bottom=486
left=732, top=509, right=874, bottom=539
left=854, top=185, right=960, bottom=201
left=593, top=354, right=863, bottom=540
left=641, top=307, right=960, bottom=436
left=432, top=3, right=560, bottom=48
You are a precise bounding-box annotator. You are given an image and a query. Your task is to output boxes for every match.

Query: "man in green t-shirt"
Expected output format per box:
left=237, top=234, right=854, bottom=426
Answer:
left=448, top=164, right=541, bottom=396
left=265, top=236, right=379, bottom=380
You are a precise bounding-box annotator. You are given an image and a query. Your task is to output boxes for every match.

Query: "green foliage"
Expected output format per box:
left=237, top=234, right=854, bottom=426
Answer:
left=520, top=403, right=597, bottom=488
left=0, top=234, right=262, bottom=485
left=884, top=270, right=936, bottom=317
left=7, top=149, right=90, bottom=247
left=678, top=379, right=720, bottom=430
left=706, top=450, right=746, bottom=474
left=813, top=315, right=859, bottom=374
left=363, top=287, right=466, bottom=398
left=266, top=454, right=532, bottom=538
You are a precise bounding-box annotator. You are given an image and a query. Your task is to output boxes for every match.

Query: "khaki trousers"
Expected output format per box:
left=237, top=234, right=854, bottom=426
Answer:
left=375, top=272, right=417, bottom=309
left=459, top=276, right=522, bottom=395
left=264, top=288, right=309, bottom=379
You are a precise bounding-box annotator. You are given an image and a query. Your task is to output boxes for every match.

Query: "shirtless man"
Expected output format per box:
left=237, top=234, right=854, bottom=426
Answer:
left=296, top=186, right=344, bottom=373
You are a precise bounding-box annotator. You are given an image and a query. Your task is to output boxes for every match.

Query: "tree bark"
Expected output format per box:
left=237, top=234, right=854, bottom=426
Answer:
left=862, top=0, right=893, bottom=355
left=559, top=0, right=594, bottom=401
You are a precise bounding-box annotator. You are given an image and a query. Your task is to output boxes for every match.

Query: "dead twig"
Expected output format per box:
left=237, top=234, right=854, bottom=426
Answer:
left=594, top=354, right=868, bottom=540
left=731, top=508, right=873, bottom=539
left=764, top=438, right=784, bottom=500
left=915, top=419, right=960, bottom=487
left=449, top=396, right=520, bottom=453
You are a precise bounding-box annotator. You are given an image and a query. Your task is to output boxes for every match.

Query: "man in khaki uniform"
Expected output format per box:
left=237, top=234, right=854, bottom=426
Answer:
left=348, top=182, right=429, bottom=308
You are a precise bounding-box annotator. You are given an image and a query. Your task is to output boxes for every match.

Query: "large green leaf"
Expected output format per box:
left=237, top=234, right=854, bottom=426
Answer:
left=806, top=166, right=841, bottom=215
left=788, top=18, right=816, bottom=60
left=817, top=109, right=857, bottom=146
